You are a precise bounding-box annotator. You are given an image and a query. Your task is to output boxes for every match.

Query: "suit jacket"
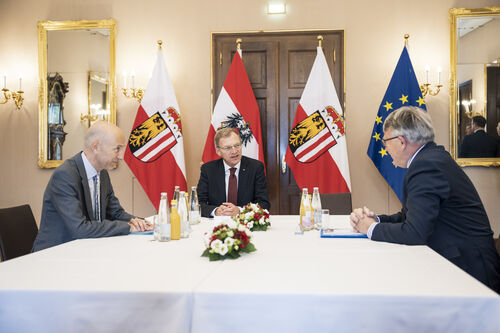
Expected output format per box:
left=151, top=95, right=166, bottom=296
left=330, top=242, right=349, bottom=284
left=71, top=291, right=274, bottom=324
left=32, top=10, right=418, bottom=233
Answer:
left=33, top=153, right=134, bottom=251
left=197, top=156, right=270, bottom=217
left=372, top=142, right=500, bottom=292
left=459, top=130, right=499, bottom=158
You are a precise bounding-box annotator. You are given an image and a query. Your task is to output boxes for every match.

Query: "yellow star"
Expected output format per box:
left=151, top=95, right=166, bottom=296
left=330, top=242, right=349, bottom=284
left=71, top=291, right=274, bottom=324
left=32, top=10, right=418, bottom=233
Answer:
left=399, top=94, right=408, bottom=104
left=375, top=116, right=383, bottom=124
left=372, top=132, right=381, bottom=141
left=379, top=147, right=388, bottom=157
left=416, top=96, right=426, bottom=106
left=383, top=101, right=393, bottom=111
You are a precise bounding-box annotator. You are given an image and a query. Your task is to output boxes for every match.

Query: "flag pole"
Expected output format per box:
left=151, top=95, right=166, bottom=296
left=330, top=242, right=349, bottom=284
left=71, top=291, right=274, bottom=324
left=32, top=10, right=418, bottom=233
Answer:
left=157, top=40, right=163, bottom=50
left=236, top=38, right=242, bottom=50
left=317, top=35, right=323, bottom=47
left=404, top=34, right=409, bottom=47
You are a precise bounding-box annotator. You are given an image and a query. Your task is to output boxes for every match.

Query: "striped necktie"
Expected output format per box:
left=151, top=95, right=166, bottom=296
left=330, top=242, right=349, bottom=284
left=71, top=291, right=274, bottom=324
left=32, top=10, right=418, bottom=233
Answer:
left=93, top=174, right=101, bottom=222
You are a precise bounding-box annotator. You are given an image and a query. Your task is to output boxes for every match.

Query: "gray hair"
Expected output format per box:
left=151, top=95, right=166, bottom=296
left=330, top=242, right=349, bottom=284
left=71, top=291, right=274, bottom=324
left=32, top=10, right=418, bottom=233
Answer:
left=214, top=127, right=240, bottom=147
left=383, top=106, right=434, bottom=145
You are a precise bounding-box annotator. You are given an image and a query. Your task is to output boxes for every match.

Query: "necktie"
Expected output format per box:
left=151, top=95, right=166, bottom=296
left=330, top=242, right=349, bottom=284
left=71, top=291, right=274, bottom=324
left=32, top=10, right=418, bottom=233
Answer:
left=227, top=167, right=237, bottom=205
left=93, top=174, right=101, bottom=222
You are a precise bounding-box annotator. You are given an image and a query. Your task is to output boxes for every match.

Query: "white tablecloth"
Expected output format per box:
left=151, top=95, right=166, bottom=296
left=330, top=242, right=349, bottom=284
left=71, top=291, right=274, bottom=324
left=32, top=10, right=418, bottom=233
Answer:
left=0, top=216, right=498, bottom=332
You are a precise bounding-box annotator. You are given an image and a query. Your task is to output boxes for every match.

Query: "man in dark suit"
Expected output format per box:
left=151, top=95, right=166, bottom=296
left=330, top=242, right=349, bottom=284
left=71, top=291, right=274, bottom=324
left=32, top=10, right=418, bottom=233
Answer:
left=459, top=115, right=499, bottom=157
left=197, top=127, right=270, bottom=217
left=350, top=107, right=500, bottom=292
left=33, top=122, right=152, bottom=251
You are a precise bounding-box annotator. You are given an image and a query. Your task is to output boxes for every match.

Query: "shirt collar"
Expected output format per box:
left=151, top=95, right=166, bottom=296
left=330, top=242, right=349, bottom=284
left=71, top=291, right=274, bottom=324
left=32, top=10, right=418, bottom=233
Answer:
left=223, top=160, right=241, bottom=172
left=407, top=144, right=426, bottom=168
left=81, top=152, right=98, bottom=180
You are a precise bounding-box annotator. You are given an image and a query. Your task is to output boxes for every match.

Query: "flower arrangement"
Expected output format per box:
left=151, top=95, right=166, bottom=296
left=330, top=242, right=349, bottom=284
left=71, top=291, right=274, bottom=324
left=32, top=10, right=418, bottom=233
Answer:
left=235, top=203, right=271, bottom=231
left=202, top=219, right=256, bottom=261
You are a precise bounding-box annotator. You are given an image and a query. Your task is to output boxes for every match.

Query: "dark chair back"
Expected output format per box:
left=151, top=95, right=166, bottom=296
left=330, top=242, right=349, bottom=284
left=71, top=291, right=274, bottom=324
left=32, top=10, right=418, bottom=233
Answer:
left=0, top=204, right=38, bottom=261
left=321, top=193, right=352, bottom=215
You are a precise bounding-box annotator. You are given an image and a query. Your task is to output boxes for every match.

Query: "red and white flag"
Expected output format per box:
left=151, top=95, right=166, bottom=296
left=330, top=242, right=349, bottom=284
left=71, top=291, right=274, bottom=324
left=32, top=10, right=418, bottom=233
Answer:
left=124, top=49, right=187, bottom=209
left=285, top=47, right=351, bottom=193
left=202, top=50, right=265, bottom=165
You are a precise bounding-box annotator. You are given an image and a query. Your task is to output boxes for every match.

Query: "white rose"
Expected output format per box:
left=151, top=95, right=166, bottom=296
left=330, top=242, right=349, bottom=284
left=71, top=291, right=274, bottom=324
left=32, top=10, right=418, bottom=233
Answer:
left=247, top=222, right=254, bottom=229
left=251, top=203, right=258, bottom=210
left=259, top=217, right=265, bottom=225
left=227, top=230, right=234, bottom=237
left=227, top=219, right=237, bottom=229
left=224, top=237, right=234, bottom=247
left=219, top=244, right=228, bottom=256
left=245, top=212, right=253, bottom=220
left=238, top=223, right=246, bottom=231
left=211, top=239, right=223, bottom=252
left=203, top=232, right=211, bottom=246
left=245, top=228, right=252, bottom=237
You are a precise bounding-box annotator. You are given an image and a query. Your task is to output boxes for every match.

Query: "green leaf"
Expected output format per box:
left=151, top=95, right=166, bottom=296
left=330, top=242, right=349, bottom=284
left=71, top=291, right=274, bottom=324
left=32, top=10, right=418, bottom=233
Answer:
left=242, top=243, right=257, bottom=253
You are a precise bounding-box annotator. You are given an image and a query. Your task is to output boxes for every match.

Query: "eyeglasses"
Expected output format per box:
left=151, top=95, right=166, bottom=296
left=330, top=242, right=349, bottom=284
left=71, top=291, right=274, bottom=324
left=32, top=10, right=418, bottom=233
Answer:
left=218, top=143, right=242, bottom=152
left=381, top=136, right=400, bottom=146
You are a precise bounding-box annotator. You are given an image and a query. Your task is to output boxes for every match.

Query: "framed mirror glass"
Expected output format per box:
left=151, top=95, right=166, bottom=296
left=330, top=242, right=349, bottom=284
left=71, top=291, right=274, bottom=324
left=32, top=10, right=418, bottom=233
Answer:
left=450, top=7, right=500, bottom=167
left=38, top=19, right=116, bottom=168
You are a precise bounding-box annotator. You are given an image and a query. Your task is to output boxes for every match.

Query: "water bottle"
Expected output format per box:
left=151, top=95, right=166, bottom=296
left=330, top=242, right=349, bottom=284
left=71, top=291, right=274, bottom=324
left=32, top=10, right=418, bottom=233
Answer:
left=173, top=186, right=180, bottom=204
left=189, top=186, right=201, bottom=225
left=300, top=188, right=313, bottom=231
left=178, top=191, right=190, bottom=238
left=158, top=192, right=171, bottom=241
left=311, top=187, right=322, bottom=229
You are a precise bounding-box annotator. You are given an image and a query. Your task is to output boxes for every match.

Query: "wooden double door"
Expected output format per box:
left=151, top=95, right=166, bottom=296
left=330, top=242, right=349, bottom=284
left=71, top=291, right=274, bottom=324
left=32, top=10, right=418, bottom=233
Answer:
left=212, top=31, right=344, bottom=214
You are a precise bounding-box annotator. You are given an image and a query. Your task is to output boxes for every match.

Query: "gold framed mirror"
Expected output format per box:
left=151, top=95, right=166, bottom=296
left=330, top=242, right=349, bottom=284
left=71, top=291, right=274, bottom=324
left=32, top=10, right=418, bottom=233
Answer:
left=450, top=7, right=500, bottom=167
left=38, top=19, right=116, bottom=168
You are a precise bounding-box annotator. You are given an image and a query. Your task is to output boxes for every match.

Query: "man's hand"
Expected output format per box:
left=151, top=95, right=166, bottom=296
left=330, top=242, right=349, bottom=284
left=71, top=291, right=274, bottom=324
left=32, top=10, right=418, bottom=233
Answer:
left=215, top=202, right=240, bottom=217
left=129, top=217, right=153, bottom=233
left=350, top=206, right=376, bottom=234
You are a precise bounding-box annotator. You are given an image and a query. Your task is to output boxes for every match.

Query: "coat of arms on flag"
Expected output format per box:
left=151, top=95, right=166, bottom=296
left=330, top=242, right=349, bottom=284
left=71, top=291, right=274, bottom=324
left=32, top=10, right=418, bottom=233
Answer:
left=288, top=106, right=344, bottom=163
left=128, top=108, right=182, bottom=163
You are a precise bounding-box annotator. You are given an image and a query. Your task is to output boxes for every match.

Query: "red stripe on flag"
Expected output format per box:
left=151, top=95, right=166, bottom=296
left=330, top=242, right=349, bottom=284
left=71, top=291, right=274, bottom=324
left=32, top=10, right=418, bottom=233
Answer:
left=136, top=131, right=174, bottom=161
left=202, top=126, right=218, bottom=163
left=295, top=132, right=336, bottom=161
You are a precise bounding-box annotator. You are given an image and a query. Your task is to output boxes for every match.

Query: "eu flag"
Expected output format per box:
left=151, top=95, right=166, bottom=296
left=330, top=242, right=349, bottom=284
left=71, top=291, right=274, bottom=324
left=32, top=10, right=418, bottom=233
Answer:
left=367, top=46, right=426, bottom=202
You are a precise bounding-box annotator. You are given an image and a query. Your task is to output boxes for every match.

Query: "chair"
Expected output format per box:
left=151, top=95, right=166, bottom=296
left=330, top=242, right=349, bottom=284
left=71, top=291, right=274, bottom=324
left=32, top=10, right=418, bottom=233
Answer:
left=320, top=193, right=352, bottom=215
left=0, top=204, right=38, bottom=261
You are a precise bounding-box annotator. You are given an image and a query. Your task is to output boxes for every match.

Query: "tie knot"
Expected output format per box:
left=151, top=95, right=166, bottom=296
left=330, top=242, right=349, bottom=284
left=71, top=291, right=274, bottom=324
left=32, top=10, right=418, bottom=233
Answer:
left=230, top=167, right=236, bottom=175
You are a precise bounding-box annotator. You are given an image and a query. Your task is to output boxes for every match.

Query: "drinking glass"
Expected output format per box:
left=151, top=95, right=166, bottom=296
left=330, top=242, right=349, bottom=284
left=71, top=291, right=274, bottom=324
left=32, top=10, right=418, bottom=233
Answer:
left=321, top=209, right=330, bottom=229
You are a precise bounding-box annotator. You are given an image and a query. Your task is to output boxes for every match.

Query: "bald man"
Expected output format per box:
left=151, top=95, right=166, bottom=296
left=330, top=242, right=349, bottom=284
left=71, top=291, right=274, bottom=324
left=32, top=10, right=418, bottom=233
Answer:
left=33, top=121, right=152, bottom=251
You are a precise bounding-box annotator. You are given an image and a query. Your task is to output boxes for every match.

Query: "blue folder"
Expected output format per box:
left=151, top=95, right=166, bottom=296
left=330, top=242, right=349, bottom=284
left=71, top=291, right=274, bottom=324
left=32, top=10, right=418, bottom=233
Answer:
left=320, top=229, right=368, bottom=238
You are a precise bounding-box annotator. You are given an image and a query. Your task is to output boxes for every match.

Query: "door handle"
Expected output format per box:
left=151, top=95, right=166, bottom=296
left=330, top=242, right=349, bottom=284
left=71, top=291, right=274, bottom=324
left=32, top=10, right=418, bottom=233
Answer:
left=281, top=155, right=287, bottom=174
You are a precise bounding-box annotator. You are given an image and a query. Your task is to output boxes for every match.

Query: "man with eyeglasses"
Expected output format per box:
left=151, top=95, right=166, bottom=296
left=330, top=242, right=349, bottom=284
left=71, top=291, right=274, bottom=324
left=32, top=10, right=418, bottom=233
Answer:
left=197, top=127, right=270, bottom=217
left=33, top=121, right=152, bottom=251
left=350, top=106, right=500, bottom=292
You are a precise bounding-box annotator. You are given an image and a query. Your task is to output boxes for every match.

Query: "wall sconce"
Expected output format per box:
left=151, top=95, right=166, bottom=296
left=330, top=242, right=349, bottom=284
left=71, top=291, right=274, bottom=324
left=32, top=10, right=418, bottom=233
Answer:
left=122, top=70, right=144, bottom=103
left=0, top=74, right=24, bottom=109
left=420, top=65, right=442, bottom=97
left=267, top=2, right=286, bottom=15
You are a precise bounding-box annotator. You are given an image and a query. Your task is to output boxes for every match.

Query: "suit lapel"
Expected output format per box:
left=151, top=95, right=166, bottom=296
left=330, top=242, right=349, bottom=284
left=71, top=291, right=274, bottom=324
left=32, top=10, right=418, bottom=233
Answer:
left=74, top=153, right=94, bottom=219
left=216, top=159, right=227, bottom=202
left=237, top=156, right=248, bottom=205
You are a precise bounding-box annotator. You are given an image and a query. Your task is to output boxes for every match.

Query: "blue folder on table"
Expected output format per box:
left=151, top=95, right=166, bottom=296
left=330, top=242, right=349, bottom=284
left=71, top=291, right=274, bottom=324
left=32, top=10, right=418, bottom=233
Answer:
left=320, top=228, right=368, bottom=238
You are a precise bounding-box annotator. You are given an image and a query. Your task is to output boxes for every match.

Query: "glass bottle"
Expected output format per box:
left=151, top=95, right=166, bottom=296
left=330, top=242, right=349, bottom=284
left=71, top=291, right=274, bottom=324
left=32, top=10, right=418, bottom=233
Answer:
left=300, top=188, right=313, bottom=231
left=170, top=200, right=181, bottom=240
left=173, top=186, right=180, bottom=204
left=158, top=192, right=171, bottom=242
left=311, top=187, right=322, bottom=229
left=189, top=186, right=200, bottom=225
left=178, top=191, right=190, bottom=238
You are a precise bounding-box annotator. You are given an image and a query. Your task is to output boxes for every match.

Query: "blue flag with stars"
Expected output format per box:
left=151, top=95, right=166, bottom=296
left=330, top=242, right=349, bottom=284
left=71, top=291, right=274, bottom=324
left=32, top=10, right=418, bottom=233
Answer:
left=367, top=46, right=426, bottom=202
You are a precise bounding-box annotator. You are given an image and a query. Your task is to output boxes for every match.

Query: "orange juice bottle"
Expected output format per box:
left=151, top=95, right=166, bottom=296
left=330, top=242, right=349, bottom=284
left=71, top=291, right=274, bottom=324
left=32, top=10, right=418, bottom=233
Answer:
left=170, top=200, right=181, bottom=240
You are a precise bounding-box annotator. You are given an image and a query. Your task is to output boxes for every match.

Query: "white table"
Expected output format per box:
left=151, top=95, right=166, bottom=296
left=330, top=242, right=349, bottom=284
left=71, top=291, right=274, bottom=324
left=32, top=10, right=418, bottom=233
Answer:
left=0, top=216, right=498, bottom=333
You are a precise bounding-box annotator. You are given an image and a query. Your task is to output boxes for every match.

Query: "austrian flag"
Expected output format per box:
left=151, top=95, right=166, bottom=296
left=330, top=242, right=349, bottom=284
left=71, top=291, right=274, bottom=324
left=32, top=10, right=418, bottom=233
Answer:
left=202, top=49, right=264, bottom=165
left=124, top=49, right=187, bottom=209
left=285, top=46, right=351, bottom=193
